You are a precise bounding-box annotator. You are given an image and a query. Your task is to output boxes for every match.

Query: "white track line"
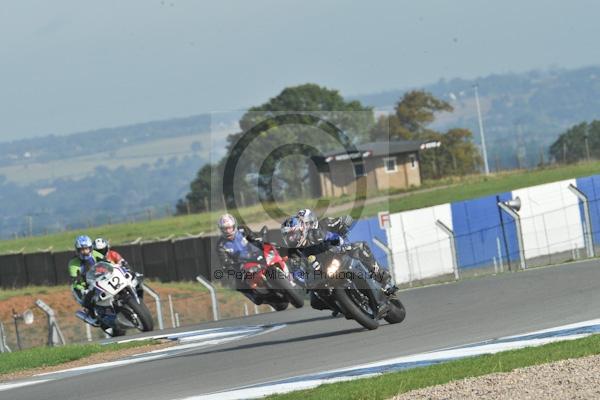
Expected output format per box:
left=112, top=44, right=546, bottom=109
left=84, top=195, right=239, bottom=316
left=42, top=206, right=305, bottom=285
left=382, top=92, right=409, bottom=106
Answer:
left=186, top=318, right=600, bottom=400
left=0, top=324, right=285, bottom=393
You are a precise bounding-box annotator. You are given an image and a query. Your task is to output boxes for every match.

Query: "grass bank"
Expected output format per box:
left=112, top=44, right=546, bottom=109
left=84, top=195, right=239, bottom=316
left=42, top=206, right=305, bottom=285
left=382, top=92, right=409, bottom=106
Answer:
left=0, top=340, right=156, bottom=376
left=266, top=333, right=600, bottom=400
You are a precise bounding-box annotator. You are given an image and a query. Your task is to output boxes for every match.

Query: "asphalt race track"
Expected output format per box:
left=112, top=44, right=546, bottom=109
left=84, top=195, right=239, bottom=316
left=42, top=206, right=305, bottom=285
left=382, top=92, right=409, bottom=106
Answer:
left=5, top=259, right=600, bottom=400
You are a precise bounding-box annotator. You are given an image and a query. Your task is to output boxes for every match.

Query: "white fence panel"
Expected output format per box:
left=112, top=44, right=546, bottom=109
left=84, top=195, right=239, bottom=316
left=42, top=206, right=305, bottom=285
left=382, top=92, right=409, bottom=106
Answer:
left=512, top=179, right=584, bottom=260
left=390, top=204, right=453, bottom=283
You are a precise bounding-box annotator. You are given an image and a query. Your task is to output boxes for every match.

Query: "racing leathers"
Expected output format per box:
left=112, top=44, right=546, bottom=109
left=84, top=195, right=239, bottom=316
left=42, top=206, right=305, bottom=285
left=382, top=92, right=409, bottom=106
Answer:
left=104, top=249, right=131, bottom=272
left=68, top=250, right=104, bottom=318
left=216, top=226, right=264, bottom=304
left=288, top=216, right=394, bottom=310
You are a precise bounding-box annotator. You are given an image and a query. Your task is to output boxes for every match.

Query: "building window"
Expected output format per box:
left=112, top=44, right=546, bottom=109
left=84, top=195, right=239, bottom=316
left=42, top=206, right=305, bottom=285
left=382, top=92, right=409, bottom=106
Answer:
left=383, top=157, right=397, bottom=173
left=354, top=161, right=365, bottom=177
left=409, top=154, right=417, bottom=169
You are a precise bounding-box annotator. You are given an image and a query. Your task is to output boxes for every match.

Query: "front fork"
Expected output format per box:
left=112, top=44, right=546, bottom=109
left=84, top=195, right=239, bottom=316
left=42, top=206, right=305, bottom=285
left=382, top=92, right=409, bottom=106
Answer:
left=340, top=274, right=388, bottom=316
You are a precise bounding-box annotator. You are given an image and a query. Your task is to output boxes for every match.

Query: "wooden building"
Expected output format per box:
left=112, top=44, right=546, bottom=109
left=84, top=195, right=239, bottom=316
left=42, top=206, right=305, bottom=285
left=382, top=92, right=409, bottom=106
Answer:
left=309, top=140, right=438, bottom=198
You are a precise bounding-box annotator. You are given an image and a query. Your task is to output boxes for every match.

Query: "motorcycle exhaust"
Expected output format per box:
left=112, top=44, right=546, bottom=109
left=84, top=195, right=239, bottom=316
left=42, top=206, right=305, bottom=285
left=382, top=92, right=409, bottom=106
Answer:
left=75, top=310, right=100, bottom=327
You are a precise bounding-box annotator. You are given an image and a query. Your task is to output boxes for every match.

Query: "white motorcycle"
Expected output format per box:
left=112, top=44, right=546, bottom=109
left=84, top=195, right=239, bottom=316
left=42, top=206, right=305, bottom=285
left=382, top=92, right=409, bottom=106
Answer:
left=76, top=261, right=154, bottom=337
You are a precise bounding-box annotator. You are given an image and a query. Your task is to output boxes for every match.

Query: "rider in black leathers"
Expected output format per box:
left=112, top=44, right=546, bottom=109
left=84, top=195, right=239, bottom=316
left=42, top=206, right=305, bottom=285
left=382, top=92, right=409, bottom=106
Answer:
left=282, top=209, right=396, bottom=311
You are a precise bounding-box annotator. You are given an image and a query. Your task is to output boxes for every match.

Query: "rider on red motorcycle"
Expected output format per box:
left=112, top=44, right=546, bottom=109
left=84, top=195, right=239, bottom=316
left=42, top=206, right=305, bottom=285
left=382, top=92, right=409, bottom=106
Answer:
left=216, top=213, right=265, bottom=305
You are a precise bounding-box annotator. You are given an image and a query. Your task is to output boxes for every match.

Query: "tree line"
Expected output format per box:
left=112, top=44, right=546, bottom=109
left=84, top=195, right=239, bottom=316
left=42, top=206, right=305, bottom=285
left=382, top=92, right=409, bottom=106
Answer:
left=177, top=83, right=482, bottom=214
left=549, top=120, right=600, bottom=164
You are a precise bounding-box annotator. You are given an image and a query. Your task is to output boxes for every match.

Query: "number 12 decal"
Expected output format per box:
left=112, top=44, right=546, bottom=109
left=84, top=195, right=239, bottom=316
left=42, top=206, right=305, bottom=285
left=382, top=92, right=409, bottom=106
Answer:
left=107, top=276, right=121, bottom=290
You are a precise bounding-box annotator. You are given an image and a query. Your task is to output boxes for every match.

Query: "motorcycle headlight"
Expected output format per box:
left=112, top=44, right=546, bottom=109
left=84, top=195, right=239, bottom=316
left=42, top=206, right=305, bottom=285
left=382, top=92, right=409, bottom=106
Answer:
left=326, top=258, right=341, bottom=277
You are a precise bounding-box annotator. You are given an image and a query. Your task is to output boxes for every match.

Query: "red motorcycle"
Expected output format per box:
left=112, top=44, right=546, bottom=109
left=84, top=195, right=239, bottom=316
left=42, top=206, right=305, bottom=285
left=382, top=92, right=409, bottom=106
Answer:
left=241, top=228, right=305, bottom=311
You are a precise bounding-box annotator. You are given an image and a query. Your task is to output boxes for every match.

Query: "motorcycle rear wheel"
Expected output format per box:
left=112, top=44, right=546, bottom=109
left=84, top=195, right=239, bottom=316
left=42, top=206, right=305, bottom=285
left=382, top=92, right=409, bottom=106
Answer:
left=272, top=302, right=289, bottom=311
left=101, top=323, right=126, bottom=337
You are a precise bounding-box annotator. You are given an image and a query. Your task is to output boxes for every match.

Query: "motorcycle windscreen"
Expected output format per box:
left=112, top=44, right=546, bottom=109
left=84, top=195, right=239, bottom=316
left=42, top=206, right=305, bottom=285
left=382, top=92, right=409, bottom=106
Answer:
left=86, top=261, right=114, bottom=282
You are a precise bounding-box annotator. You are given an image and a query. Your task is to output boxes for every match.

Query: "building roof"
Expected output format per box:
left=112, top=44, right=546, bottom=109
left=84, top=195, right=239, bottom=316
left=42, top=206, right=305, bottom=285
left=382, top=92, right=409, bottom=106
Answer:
left=314, top=140, right=438, bottom=164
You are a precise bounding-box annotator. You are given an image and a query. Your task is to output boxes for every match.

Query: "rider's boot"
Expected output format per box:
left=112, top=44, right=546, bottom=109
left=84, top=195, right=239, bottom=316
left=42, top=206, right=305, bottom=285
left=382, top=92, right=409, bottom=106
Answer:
left=373, top=265, right=398, bottom=296
left=81, top=290, right=99, bottom=326
left=383, top=282, right=399, bottom=296
left=76, top=308, right=100, bottom=327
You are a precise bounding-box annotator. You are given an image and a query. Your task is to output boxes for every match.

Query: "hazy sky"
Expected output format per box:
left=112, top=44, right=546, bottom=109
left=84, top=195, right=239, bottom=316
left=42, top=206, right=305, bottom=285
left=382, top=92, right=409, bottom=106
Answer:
left=1, top=1, right=599, bottom=141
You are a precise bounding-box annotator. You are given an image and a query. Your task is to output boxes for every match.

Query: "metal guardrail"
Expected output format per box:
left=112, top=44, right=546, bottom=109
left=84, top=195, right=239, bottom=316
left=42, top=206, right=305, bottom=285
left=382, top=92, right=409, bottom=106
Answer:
left=0, top=321, right=10, bottom=353
left=196, top=275, right=219, bottom=321
left=35, top=299, right=65, bottom=346
left=142, top=284, right=164, bottom=330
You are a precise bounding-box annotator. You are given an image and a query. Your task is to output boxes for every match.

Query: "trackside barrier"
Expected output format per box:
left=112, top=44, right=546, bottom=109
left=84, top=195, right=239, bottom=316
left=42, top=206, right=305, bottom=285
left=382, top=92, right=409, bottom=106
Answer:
left=498, top=201, right=526, bottom=270
left=435, top=220, right=459, bottom=280
left=196, top=275, right=219, bottom=321
left=4, top=174, right=600, bottom=290
left=372, top=236, right=396, bottom=284
left=568, top=184, right=595, bottom=258
left=168, top=294, right=176, bottom=328
left=0, top=321, right=10, bottom=352
left=35, top=299, right=66, bottom=347
left=142, top=284, right=164, bottom=330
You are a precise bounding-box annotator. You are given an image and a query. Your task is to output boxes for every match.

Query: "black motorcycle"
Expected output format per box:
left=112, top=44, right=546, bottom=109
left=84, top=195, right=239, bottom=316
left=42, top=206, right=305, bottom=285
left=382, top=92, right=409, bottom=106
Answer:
left=303, top=249, right=406, bottom=330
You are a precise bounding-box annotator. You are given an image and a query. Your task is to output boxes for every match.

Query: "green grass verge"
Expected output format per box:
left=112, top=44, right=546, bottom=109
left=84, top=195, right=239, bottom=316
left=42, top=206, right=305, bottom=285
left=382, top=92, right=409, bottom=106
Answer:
left=0, top=280, right=245, bottom=302
left=2, top=161, right=600, bottom=255
left=0, top=285, right=68, bottom=302
left=0, top=340, right=157, bottom=376
left=265, top=334, right=600, bottom=400
left=0, top=197, right=325, bottom=255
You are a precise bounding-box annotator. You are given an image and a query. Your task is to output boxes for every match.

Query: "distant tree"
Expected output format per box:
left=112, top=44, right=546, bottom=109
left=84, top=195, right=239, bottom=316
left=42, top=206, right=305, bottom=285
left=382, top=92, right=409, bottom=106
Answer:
left=176, top=164, right=213, bottom=214
left=549, top=120, right=600, bottom=164
left=371, top=90, right=481, bottom=179
left=220, top=83, right=375, bottom=203
left=424, top=128, right=483, bottom=178
left=393, top=90, right=453, bottom=135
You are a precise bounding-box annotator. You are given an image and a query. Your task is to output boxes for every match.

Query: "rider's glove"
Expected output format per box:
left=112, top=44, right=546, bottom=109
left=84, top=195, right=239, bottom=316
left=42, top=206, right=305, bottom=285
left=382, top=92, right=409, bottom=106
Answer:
left=120, top=260, right=131, bottom=273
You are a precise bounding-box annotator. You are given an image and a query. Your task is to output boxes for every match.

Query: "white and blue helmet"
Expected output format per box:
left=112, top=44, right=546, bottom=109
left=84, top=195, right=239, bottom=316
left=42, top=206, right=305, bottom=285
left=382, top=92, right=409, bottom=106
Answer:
left=74, top=235, right=94, bottom=261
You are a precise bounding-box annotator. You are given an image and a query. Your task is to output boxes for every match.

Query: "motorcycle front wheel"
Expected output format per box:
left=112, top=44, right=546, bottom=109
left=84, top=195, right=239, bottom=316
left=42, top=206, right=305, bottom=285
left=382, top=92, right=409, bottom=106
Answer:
left=384, top=297, right=406, bottom=324
left=334, top=288, right=379, bottom=330
left=122, top=298, right=154, bottom=332
left=269, top=271, right=305, bottom=308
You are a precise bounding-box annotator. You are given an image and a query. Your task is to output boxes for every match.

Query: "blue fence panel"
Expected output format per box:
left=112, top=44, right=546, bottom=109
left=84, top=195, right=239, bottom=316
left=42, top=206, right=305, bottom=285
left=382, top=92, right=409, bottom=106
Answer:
left=348, top=217, right=389, bottom=268
left=576, top=176, right=600, bottom=245
left=451, top=192, right=520, bottom=269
